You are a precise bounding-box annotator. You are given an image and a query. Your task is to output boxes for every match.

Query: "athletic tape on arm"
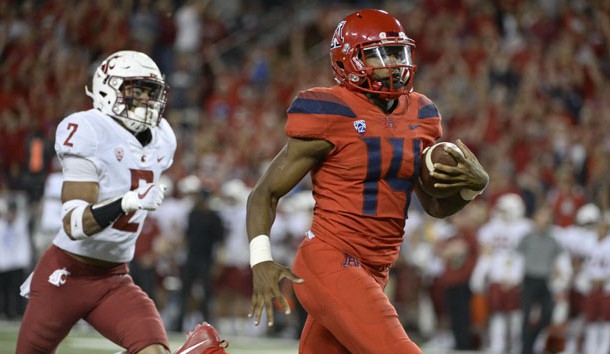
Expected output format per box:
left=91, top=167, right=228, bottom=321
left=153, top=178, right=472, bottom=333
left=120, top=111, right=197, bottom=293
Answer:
left=69, top=202, right=89, bottom=240
left=62, top=199, right=90, bottom=240
left=61, top=199, right=89, bottom=219
left=249, top=234, right=273, bottom=268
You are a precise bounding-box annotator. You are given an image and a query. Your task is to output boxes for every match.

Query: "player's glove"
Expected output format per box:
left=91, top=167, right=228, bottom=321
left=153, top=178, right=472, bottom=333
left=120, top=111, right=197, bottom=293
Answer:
left=121, top=183, right=165, bottom=212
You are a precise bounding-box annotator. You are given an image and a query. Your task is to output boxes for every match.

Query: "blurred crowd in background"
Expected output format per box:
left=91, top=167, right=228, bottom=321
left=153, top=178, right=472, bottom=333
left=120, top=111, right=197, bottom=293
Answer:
left=1, top=0, right=610, bottom=353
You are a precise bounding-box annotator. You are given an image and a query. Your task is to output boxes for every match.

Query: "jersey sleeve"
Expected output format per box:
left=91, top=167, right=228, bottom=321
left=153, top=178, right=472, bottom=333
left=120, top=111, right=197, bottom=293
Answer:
left=415, top=94, right=443, bottom=147
left=285, top=89, right=357, bottom=143
left=54, top=112, right=101, bottom=167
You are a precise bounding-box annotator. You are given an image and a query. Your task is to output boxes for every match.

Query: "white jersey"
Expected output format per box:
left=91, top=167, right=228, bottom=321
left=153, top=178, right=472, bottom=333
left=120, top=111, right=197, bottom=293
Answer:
left=150, top=197, right=190, bottom=242
left=478, top=217, right=532, bottom=254
left=218, top=203, right=249, bottom=267
left=581, top=236, right=610, bottom=282
left=477, top=217, right=532, bottom=284
left=52, top=109, right=176, bottom=262
left=556, top=225, right=596, bottom=259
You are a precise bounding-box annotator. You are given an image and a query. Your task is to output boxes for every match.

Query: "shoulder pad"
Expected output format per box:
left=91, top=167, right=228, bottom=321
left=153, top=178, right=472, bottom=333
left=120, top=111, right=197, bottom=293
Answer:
left=416, top=94, right=441, bottom=120
left=285, top=88, right=357, bottom=140
left=287, top=89, right=356, bottom=118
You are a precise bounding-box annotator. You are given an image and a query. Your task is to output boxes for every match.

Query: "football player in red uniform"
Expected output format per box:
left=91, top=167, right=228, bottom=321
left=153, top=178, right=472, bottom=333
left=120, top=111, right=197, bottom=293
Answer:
left=246, top=9, right=489, bottom=354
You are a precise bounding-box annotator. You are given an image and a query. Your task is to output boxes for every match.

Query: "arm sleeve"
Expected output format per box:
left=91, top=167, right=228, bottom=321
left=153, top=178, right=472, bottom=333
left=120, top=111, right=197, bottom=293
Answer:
left=61, top=156, right=99, bottom=182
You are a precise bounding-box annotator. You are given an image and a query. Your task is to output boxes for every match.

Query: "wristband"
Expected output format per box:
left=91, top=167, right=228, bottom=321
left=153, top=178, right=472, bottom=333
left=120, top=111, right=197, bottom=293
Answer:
left=90, top=197, right=124, bottom=228
left=460, top=188, right=483, bottom=201
left=249, top=235, right=273, bottom=268
left=70, top=204, right=88, bottom=240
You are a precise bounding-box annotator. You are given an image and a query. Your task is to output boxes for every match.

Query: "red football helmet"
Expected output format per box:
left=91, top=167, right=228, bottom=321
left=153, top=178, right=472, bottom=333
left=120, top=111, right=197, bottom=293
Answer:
left=330, top=9, right=417, bottom=99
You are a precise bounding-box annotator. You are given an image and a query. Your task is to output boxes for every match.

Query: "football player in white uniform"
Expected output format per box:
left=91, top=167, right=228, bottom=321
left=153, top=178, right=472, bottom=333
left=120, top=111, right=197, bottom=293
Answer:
left=470, top=193, right=532, bottom=354
left=16, top=51, right=228, bottom=354
left=576, top=212, right=610, bottom=354
left=556, top=203, right=600, bottom=354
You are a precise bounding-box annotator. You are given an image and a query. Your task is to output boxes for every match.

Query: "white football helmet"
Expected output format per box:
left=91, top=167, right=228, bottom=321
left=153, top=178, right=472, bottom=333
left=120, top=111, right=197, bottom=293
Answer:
left=494, top=193, right=525, bottom=222
left=86, top=50, right=167, bottom=133
left=575, top=203, right=601, bottom=226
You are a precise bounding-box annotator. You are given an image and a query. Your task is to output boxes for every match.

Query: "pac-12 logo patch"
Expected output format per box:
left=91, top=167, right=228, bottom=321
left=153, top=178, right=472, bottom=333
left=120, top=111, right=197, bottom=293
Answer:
left=353, top=120, right=366, bottom=135
left=115, top=147, right=124, bottom=161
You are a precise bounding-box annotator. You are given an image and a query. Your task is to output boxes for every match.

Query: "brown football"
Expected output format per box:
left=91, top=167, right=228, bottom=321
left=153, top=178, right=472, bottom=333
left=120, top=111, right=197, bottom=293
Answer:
left=419, top=142, right=463, bottom=198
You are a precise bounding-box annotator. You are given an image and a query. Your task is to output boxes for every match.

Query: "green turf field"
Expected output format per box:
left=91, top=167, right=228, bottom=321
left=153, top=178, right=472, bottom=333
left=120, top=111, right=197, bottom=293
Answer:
left=0, top=320, right=488, bottom=354
left=0, top=320, right=299, bottom=354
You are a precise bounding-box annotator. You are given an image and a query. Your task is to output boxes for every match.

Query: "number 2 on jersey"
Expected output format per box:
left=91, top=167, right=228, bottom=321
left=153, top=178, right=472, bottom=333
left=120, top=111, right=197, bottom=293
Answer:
left=63, top=123, right=78, bottom=147
left=113, top=169, right=154, bottom=232
left=362, top=137, right=421, bottom=216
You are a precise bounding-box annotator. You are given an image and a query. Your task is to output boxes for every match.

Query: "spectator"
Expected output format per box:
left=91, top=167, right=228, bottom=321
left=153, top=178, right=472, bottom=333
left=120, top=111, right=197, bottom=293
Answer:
left=215, top=178, right=257, bottom=336
left=435, top=212, right=480, bottom=350
left=516, top=205, right=566, bottom=354
left=0, top=198, right=31, bottom=319
left=547, top=167, right=587, bottom=228
left=36, top=157, right=63, bottom=257
left=174, top=0, right=208, bottom=54
left=130, top=216, right=163, bottom=303
left=177, top=189, right=224, bottom=331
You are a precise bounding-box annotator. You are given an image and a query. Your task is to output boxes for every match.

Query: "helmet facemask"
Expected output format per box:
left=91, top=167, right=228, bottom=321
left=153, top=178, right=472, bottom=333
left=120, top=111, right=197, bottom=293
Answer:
left=357, top=44, right=415, bottom=99
left=116, top=78, right=167, bottom=133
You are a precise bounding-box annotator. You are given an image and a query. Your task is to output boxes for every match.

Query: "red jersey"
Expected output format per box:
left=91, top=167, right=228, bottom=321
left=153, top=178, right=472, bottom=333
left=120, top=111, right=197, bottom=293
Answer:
left=285, top=86, right=442, bottom=266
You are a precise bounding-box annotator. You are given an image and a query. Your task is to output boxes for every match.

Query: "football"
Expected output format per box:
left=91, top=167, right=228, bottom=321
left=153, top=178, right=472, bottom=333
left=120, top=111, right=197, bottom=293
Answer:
left=419, top=142, right=464, bottom=198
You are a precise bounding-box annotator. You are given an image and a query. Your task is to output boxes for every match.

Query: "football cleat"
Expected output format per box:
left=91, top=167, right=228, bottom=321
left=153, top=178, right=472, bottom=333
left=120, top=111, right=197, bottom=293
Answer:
left=173, top=322, right=229, bottom=354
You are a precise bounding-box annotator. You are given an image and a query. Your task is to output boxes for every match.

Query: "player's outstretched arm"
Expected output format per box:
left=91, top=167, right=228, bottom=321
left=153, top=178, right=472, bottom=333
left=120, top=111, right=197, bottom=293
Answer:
left=62, top=180, right=165, bottom=240
left=246, top=137, right=333, bottom=327
left=416, top=139, right=488, bottom=218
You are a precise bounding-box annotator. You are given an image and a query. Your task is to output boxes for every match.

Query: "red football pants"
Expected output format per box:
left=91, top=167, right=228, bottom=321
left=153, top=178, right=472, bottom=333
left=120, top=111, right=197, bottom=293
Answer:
left=16, top=245, right=169, bottom=354
left=292, top=236, right=422, bottom=354
left=488, top=283, right=521, bottom=312
left=583, top=287, right=610, bottom=322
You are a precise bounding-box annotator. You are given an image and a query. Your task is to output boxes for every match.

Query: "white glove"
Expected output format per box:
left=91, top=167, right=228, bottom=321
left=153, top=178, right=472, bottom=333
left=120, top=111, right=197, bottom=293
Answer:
left=121, top=183, right=165, bottom=212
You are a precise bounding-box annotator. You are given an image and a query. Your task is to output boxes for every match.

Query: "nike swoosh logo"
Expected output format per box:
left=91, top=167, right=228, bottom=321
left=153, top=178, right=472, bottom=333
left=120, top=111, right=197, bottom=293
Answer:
left=409, top=124, right=421, bottom=130
left=157, top=156, right=164, bottom=162
left=175, top=341, right=207, bottom=354
left=137, top=185, right=155, bottom=199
